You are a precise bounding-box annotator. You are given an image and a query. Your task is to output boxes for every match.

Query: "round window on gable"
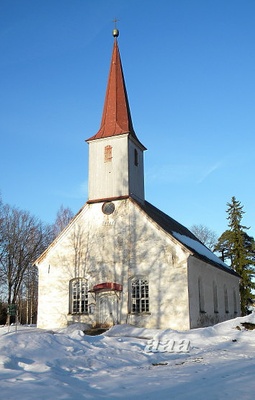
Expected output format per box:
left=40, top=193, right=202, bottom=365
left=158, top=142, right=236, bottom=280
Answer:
left=102, top=202, right=115, bottom=215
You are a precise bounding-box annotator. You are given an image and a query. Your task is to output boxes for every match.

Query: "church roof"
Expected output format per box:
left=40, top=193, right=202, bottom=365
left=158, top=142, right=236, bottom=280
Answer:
left=136, top=199, right=239, bottom=277
left=87, top=30, right=145, bottom=148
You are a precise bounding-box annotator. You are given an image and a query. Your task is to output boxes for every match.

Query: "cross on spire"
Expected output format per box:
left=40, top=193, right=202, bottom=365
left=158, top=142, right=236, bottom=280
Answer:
left=112, top=18, right=119, bottom=28
left=112, top=18, right=119, bottom=38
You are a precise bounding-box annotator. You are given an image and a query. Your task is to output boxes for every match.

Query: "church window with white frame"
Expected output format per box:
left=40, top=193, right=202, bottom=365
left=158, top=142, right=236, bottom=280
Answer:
left=130, top=277, right=149, bottom=313
left=70, top=278, right=88, bottom=314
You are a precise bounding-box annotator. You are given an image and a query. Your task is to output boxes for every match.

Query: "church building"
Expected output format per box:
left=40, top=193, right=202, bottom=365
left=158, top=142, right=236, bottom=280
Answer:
left=36, top=29, right=240, bottom=331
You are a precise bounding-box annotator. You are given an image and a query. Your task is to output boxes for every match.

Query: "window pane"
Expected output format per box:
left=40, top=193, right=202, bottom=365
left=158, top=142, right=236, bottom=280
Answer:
left=71, top=279, right=88, bottom=314
left=131, top=278, right=149, bottom=313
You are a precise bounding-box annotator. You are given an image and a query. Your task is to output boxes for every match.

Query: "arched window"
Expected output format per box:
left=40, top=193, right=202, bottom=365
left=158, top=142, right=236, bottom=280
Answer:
left=213, top=281, right=218, bottom=313
left=198, top=277, right=205, bottom=313
left=70, top=278, right=88, bottom=314
left=224, top=284, right=229, bottom=313
left=130, top=277, right=149, bottom=313
left=233, top=288, right=238, bottom=314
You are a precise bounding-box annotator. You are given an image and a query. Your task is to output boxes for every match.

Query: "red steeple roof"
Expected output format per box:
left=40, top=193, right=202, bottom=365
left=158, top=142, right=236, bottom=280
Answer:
left=87, top=33, right=143, bottom=146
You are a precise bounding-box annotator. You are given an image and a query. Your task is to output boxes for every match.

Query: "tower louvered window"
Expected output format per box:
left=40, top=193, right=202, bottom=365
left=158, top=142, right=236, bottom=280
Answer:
left=104, top=145, right=112, bottom=162
left=134, top=148, right=139, bottom=166
left=131, top=278, right=149, bottom=313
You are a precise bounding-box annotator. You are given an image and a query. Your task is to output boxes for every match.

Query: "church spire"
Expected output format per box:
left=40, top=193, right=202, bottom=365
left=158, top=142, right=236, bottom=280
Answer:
left=87, top=28, right=146, bottom=204
left=87, top=29, right=141, bottom=144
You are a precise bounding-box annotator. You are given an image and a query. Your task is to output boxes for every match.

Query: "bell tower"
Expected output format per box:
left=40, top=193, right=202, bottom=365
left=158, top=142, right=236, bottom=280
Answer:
left=86, top=29, right=146, bottom=203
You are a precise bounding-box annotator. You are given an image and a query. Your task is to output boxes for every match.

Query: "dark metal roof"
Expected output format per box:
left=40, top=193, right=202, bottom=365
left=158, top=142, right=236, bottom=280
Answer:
left=135, top=199, right=239, bottom=277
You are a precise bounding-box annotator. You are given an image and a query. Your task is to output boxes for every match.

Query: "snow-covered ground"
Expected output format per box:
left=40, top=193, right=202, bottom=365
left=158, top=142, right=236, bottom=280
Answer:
left=0, top=314, right=255, bottom=399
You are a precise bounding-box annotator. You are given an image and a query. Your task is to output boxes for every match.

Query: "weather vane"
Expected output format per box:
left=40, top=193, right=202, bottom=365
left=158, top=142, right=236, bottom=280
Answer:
left=112, top=18, right=119, bottom=38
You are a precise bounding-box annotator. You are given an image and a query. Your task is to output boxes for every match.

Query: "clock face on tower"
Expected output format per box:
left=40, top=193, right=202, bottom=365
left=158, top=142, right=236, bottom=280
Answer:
left=102, top=202, right=115, bottom=215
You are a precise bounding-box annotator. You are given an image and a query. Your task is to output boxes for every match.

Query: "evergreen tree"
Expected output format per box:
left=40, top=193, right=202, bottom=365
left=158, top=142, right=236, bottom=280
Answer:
left=215, top=197, right=255, bottom=315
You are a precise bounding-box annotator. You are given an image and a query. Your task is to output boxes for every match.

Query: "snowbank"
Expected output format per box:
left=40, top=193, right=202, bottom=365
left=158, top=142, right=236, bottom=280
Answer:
left=0, top=313, right=255, bottom=399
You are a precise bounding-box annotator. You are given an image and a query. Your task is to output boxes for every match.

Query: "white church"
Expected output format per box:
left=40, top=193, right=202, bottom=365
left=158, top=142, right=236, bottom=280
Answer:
left=36, top=29, right=240, bottom=331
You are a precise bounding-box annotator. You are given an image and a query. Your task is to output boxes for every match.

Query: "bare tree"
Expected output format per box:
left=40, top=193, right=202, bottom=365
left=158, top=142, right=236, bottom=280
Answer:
left=0, top=203, right=53, bottom=323
left=19, top=263, right=39, bottom=324
left=190, top=224, right=218, bottom=251
left=52, top=205, right=74, bottom=238
left=0, top=195, right=5, bottom=290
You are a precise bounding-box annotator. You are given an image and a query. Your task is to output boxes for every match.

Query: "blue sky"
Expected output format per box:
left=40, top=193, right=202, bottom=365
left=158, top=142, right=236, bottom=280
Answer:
left=1, top=0, right=254, bottom=238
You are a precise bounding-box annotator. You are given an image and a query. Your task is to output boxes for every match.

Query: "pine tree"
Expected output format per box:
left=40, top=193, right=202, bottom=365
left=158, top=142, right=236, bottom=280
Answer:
left=215, top=197, right=255, bottom=315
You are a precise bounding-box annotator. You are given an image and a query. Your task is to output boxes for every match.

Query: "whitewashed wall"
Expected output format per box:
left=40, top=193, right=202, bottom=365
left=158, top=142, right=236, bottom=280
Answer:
left=87, top=135, right=144, bottom=202
left=37, top=198, right=191, bottom=330
left=88, top=135, right=129, bottom=200
left=128, top=137, right=145, bottom=202
left=188, top=256, right=240, bottom=328
left=37, top=198, right=240, bottom=331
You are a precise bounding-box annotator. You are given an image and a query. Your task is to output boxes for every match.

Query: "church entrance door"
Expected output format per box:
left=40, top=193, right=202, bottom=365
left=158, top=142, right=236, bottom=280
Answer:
left=98, top=293, right=118, bottom=326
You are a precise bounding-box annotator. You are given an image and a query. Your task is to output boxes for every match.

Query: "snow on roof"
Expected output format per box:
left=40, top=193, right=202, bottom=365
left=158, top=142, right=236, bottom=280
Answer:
left=137, top=199, right=238, bottom=276
left=172, top=232, right=231, bottom=270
